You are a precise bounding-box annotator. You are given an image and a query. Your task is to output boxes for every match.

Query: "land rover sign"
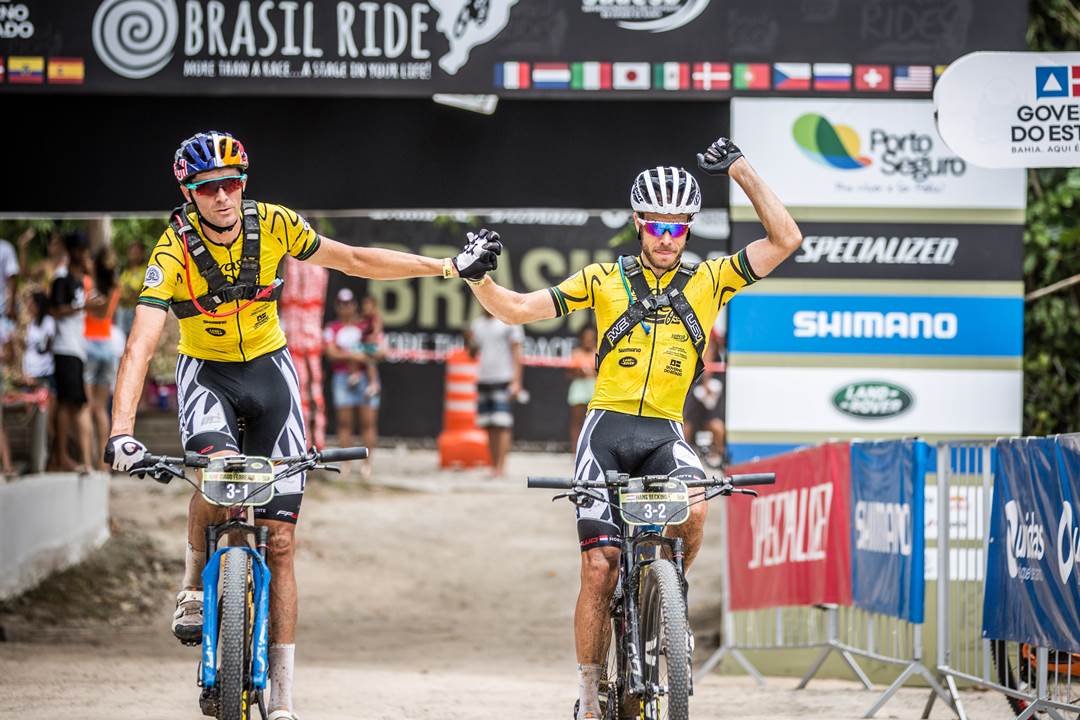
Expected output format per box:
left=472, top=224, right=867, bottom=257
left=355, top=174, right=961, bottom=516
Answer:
left=833, top=381, right=913, bottom=419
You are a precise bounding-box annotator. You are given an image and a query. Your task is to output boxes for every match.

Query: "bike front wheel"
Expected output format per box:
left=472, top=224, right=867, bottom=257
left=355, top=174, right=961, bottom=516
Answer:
left=638, top=559, right=689, bottom=720
left=219, top=548, right=253, bottom=720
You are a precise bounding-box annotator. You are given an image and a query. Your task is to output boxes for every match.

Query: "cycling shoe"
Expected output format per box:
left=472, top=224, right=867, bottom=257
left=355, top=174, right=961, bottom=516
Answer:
left=172, top=589, right=203, bottom=646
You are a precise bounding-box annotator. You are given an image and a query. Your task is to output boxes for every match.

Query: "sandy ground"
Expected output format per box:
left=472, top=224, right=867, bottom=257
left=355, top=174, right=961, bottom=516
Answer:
left=0, top=449, right=1015, bottom=719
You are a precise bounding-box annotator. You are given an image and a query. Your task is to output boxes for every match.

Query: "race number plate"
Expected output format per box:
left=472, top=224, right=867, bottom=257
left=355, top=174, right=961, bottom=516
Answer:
left=618, top=479, right=690, bottom=526
left=201, top=456, right=275, bottom=507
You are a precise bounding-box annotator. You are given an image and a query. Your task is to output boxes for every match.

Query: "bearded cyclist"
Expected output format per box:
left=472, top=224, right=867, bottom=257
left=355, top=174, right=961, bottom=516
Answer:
left=457, top=138, right=802, bottom=720
left=104, top=131, right=498, bottom=720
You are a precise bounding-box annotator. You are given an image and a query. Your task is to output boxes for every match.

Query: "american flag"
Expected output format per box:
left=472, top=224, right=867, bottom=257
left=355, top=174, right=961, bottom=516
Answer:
left=894, top=65, right=932, bottom=92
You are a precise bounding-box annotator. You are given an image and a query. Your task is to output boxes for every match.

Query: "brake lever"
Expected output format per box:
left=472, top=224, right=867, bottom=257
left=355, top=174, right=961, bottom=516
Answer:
left=732, top=487, right=759, bottom=497
left=314, top=463, right=341, bottom=474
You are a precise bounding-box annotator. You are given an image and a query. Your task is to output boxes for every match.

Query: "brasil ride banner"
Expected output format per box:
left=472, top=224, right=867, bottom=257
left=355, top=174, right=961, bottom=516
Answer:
left=726, top=442, right=853, bottom=611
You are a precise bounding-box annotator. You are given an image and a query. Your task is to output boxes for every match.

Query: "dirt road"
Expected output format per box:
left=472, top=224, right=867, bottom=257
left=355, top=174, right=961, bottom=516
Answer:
left=0, top=450, right=1012, bottom=719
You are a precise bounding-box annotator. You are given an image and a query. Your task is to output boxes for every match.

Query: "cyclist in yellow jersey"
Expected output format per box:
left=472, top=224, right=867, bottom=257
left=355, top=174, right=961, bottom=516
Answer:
left=457, top=137, right=802, bottom=720
left=103, top=131, right=499, bottom=720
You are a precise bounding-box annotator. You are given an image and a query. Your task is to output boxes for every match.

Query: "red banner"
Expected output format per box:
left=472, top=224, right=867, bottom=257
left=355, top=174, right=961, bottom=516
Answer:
left=726, top=443, right=852, bottom=611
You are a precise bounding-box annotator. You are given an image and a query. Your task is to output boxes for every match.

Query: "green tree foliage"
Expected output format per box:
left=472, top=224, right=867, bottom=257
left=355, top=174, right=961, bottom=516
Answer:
left=1024, top=1, right=1080, bottom=433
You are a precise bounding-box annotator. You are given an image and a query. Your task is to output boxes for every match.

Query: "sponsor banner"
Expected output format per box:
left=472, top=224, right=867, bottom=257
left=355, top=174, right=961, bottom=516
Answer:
left=726, top=366, right=1022, bottom=435
left=730, top=98, right=1026, bottom=210
left=851, top=439, right=929, bottom=623
left=726, top=443, right=853, bottom=611
left=727, top=294, right=1023, bottom=357
left=730, top=222, right=1023, bottom=281
left=936, top=51, right=1080, bottom=168
left=728, top=442, right=802, bottom=464
left=0, top=1, right=1025, bottom=97
left=983, top=435, right=1080, bottom=652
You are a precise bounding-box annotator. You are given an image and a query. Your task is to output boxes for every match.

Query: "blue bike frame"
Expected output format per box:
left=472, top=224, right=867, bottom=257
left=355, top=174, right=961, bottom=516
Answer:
left=200, top=546, right=272, bottom=690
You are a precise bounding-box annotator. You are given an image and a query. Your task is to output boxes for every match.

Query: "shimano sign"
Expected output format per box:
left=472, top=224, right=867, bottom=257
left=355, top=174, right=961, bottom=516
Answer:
left=794, top=310, right=958, bottom=339
left=854, top=500, right=912, bottom=556
left=796, top=235, right=958, bottom=265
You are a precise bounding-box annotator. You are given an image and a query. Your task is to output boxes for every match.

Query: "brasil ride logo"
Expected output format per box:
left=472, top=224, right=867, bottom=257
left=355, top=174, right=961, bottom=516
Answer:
left=792, top=113, right=872, bottom=170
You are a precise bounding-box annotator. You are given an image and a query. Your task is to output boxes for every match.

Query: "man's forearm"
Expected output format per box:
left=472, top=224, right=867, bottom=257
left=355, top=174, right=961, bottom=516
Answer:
left=730, top=160, right=801, bottom=250
left=350, top=246, right=449, bottom=280
left=470, top=278, right=539, bottom=325
left=110, top=348, right=152, bottom=436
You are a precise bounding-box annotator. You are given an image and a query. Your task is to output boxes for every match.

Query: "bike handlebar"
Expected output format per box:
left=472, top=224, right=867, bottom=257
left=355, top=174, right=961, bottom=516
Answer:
left=315, top=447, right=369, bottom=463
left=138, top=446, right=369, bottom=474
left=526, top=472, right=776, bottom=490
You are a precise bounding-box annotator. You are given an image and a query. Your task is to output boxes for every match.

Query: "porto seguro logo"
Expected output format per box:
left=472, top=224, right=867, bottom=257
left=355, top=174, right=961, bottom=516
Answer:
left=581, top=0, right=710, bottom=32
left=1004, top=499, right=1046, bottom=581
left=792, top=114, right=872, bottom=170
left=93, top=0, right=179, bottom=79
left=832, top=381, right=912, bottom=419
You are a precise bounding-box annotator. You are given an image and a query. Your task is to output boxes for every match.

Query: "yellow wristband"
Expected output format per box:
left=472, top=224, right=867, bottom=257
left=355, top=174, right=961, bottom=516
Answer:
left=464, top=275, right=491, bottom=287
left=442, top=257, right=454, bottom=279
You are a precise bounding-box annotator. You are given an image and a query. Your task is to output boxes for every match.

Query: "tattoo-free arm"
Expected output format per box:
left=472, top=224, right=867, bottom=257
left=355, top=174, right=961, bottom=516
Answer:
left=308, top=236, right=454, bottom=280
left=110, top=305, right=167, bottom=436
left=730, top=159, right=803, bottom=278
left=467, top=278, right=557, bottom=325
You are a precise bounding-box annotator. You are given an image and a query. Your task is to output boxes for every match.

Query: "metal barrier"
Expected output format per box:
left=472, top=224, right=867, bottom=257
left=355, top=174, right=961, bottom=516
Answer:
left=698, top=501, right=955, bottom=718
left=930, top=441, right=1080, bottom=720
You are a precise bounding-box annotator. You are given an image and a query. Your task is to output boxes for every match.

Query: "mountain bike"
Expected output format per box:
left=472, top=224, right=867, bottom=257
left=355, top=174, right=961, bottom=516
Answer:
left=133, top=446, right=369, bottom=720
left=528, top=469, right=775, bottom=720
left=991, top=639, right=1080, bottom=716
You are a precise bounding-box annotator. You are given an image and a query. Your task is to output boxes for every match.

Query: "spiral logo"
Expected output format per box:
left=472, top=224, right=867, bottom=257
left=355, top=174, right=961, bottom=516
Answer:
left=92, top=0, right=178, bottom=80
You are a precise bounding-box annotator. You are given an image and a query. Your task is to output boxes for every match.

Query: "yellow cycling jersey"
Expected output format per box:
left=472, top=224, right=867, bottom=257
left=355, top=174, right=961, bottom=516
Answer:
left=549, top=250, right=758, bottom=422
left=138, top=202, right=321, bottom=362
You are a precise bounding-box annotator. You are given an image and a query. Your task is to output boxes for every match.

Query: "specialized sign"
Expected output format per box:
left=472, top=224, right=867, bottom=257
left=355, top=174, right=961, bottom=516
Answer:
left=730, top=98, right=1026, bottom=211
left=983, top=435, right=1080, bottom=652
left=726, top=442, right=852, bottom=611
left=0, top=1, right=1026, bottom=97
left=851, top=439, right=928, bottom=623
left=936, top=51, right=1080, bottom=168
left=726, top=366, right=1023, bottom=435
left=730, top=222, right=1023, bottom=281
left=727, top=294, right=1023, bottom=357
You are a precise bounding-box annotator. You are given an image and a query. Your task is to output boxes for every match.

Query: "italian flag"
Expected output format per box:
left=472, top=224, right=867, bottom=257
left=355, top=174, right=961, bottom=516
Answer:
left=571, top=62, right=612, bottom=90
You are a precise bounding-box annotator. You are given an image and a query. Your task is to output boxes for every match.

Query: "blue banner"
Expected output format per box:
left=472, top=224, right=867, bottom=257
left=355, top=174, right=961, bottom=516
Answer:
left=850, top=439, right=928, bottom=623
left=983, top=434, right=1080, bottom=652
left=728, top=294, right=1022, bottom=356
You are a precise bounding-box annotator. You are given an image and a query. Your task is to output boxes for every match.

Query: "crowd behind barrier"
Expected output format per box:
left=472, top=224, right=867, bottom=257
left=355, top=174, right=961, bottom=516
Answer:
left=700, top=434, right=1080, bottom=720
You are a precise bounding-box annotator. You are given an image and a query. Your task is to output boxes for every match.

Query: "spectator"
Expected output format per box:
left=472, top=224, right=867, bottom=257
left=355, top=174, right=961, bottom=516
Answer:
left=50, top=232, right=93, bottom=472
left=116, top=241, right=146, bottom=336
left=0, top=234, right=20, bottom=475
left=23, top=291, right=55, bottom=470
left=682, top=324, right=726, bottom=467
left=324, top=289, right=381, bottom=479
left=465, top=307, right=523, bottom=479
left=567, top=325, right=597, bottom=449
left=84, top=246, right=120, bottom=471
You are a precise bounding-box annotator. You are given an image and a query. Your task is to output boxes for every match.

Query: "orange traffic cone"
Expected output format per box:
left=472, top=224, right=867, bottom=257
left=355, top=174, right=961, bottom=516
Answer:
left=437, top=348, right=491, bottom=468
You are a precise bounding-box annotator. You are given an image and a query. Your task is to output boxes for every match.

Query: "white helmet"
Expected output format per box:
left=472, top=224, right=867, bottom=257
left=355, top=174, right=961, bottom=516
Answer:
left=630, top=166, right=701, bottom=216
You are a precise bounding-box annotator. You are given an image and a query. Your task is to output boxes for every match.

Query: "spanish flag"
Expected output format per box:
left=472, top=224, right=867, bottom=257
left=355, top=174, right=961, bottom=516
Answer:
left=48, top=57, right=84, bottom=85
left=8, top=56, right=43, bottom=84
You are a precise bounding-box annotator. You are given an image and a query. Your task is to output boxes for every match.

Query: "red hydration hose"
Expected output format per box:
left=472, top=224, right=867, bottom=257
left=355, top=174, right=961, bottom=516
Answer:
left=180, top=226, right=280, bottom=319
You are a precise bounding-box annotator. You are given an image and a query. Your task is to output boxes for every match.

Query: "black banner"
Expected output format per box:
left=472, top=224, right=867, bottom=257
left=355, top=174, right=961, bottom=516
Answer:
left=731, top=221, right=1023, bottom=281
left=313, top=209, right=729, bottom=441
left=0, top=1, right=1025, bottom=98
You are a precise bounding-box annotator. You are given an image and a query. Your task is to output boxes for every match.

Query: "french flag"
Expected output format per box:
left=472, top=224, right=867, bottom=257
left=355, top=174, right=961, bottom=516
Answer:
left=495, top=62, right=531, bottom=90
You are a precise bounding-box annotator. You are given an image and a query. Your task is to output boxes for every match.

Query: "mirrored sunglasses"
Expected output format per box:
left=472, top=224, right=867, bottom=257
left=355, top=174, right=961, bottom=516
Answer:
left=184, top=174, right=247, bottom=197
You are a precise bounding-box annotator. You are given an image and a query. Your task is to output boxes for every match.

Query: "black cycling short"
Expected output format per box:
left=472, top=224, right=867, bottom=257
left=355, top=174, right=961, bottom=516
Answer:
left=54, top=353, right=88, bottom=407
left=573, top=409, right=706, bottom=551
left=175, top=347, right=307, bottom=524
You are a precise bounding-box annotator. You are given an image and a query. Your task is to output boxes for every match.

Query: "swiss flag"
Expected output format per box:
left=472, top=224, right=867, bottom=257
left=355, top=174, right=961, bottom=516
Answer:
left=855, top=64, right=891, bottom=92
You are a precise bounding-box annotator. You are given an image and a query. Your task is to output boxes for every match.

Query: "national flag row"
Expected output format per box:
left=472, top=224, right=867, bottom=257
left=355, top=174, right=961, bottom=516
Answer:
left=495, top=62, right=943, bottom=93
left=0, top=56, right=85, bottom=84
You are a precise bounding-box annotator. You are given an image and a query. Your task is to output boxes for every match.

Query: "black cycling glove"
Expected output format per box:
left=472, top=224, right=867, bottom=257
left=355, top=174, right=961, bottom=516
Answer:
left=697, top=137, right=744, bottom=176
left=453, top=229, right=502, bottom=281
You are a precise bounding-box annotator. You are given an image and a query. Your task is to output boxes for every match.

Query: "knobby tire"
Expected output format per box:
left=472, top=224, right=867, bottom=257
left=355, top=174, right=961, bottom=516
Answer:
left=219, top=548, right=251, bottom=720
left=638, top=559, right=689, bottom=720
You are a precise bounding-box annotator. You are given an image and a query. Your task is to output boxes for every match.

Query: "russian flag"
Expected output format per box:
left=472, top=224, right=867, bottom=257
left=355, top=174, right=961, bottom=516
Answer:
left=773, top=63, right=810, bottom=91
left=813, top=63, right=852, bottom=91
left=494, top=62, right=530, bottom=90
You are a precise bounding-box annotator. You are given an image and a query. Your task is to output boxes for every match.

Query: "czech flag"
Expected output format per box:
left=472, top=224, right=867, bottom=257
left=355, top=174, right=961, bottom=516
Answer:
left=773, top=63, right=810, bottom=91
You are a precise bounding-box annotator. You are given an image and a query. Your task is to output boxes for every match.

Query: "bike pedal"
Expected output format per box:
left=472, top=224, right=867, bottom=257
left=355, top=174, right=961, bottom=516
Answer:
left=199, top=687, right=219, bottom=717
left=180, top=637, right=200, bottom=647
